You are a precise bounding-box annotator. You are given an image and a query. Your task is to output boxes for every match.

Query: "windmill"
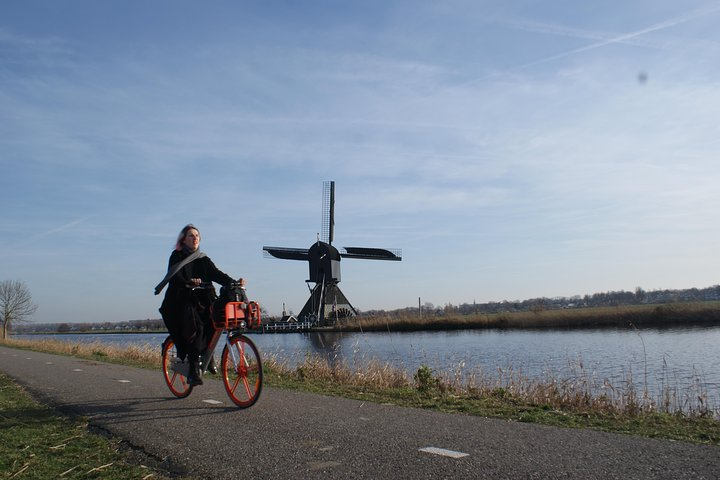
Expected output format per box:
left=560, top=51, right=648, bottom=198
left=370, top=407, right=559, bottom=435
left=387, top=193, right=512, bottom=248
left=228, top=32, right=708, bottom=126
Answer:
left=263, top=181, right=401, bottom=325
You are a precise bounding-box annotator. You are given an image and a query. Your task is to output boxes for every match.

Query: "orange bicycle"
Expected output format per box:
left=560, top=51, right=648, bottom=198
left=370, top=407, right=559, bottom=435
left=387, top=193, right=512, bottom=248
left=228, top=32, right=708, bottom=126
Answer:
left=161, top=283, right=263, bottom=408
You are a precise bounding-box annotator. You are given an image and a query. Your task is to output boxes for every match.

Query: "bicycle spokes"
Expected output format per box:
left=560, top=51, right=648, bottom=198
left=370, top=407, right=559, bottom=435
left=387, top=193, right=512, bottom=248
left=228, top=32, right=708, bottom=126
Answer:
left=162, top=336, right=193, bottom=398
left=222, top=334, right=262, bottom=408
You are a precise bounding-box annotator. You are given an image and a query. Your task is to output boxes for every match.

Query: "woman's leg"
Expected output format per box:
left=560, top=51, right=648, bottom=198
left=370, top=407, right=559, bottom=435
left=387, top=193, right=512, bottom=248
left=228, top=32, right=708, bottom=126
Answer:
left=181, top=303, right=205, bottom=386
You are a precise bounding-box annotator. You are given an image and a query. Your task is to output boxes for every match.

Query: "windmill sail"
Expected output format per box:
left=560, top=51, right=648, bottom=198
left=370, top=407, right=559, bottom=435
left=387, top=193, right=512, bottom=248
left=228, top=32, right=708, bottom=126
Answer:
left=341, top=247, right=402, bottom=261
left=262, top=246, right=309, bottom=261
left=321, top=180, right=335, bottom=245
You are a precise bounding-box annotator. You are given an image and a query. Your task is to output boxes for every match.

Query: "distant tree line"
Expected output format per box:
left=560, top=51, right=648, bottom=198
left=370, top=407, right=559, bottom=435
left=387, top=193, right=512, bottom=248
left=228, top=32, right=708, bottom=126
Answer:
left=362, top=285, right=720, bottom=317
left=12, top=284, right=720, bottom=333
left=16, top=318, right=166, bottom=334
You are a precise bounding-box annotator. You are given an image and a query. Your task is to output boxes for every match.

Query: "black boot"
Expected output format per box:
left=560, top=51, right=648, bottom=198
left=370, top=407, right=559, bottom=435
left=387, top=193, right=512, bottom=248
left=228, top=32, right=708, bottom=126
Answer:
left=207, top=355, right=218, bottom=375
left=187, top=360, right=203, bottom=386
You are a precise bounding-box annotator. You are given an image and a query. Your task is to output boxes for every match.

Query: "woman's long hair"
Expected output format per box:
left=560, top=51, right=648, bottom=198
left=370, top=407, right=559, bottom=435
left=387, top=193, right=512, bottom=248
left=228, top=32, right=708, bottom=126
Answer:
left=175, top=224, right=200, bottom=251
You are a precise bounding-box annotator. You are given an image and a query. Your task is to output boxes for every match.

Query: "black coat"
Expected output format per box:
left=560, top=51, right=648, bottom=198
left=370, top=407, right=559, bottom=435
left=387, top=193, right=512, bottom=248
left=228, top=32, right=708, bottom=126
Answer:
left=159, top=250, right=235, bottom=357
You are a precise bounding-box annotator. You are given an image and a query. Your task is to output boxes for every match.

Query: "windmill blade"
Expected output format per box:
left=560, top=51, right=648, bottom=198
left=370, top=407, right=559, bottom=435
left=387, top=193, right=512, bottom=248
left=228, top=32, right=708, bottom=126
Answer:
left=320, top=180, right=335, bottom=245
left=341, top=247, right=402, bottom=261
left=263, top=246, right=309, bottom=261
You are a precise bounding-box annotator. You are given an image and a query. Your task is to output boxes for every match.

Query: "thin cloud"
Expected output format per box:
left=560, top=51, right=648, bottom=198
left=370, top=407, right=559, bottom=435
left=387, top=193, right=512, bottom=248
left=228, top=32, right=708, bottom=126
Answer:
left=0, top=27, right=77, bottom=69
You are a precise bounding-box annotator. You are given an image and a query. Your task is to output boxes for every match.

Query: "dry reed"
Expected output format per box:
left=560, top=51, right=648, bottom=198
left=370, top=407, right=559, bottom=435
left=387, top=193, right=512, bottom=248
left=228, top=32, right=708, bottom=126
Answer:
left=3, top=338, right=160, bottom=367
left=264, top=349, right=718, bottom=419
left=3, top=337, right=717, bottom=419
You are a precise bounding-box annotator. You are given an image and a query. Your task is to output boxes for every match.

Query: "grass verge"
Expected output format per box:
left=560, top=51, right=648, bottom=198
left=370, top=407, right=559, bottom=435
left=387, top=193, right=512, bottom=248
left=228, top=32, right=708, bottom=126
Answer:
left=264, top=358, right=720, bottom=445
left=0, top=372, right=177, bottom=480
left=2, top=337, right=719, bottom=447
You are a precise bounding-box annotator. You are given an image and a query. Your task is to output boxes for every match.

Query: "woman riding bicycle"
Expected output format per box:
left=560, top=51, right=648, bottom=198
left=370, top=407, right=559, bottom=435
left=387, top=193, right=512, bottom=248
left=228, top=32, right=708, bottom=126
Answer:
left=155, top=224, right=245, bottom=386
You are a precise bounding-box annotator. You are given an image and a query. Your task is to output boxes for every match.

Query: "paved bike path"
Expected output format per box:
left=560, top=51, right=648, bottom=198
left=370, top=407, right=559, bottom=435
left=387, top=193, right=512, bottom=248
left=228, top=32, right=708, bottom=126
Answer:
left=1, top=345, right=718, bottom=479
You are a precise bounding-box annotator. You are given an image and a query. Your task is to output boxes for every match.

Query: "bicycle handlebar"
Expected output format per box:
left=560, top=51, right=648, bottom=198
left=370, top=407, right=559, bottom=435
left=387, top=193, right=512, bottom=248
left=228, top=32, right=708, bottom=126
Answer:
left=190, top=281, right=244, bottom=290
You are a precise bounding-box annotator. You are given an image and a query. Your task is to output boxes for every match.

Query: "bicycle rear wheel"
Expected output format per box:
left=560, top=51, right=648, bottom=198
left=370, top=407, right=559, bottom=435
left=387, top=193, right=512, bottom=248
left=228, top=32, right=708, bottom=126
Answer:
left=162, top=336, right=193, bottom=398
left=221, top=334, right=262, bottom=408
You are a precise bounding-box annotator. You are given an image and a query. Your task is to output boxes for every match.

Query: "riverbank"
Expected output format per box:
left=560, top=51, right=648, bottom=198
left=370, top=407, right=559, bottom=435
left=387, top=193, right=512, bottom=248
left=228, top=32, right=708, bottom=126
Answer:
left=339, top=301, right=720, bottom=332
left=2, top=337, right=718, bottom=445
left=15, top=302, right=720, bottom=336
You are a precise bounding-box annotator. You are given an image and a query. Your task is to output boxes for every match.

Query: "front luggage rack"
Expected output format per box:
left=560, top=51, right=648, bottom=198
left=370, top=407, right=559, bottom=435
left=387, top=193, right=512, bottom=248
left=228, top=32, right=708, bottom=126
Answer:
left=214, top=301, right=262, bottom=330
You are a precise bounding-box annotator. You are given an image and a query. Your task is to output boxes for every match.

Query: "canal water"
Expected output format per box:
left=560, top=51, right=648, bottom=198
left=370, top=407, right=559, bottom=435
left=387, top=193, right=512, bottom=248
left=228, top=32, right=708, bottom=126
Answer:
left=15, top=325, right=720, bottom=403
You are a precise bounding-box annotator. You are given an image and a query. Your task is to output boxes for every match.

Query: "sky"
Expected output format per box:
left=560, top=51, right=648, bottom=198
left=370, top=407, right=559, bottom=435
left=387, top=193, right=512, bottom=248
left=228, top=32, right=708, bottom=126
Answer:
left=2, top=1, right=719, bottom=323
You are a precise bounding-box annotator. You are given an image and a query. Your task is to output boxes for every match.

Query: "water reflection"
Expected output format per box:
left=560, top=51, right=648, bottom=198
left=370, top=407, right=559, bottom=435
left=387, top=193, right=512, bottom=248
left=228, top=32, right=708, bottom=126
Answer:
left=306, top=331, right=344, bottom=355
left=305, top=331, right=351, bottom=368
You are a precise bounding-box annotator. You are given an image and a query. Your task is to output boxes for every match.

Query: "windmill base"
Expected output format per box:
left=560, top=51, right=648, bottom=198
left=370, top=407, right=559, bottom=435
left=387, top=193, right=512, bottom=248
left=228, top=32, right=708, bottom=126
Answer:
left=299, top=282, right=357, bottom=326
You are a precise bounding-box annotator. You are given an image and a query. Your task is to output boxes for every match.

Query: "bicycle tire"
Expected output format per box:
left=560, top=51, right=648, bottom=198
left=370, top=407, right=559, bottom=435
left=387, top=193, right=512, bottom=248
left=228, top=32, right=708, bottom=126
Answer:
left=221, top=333, right=263, bottom=408
left=162, top=336, right=193, bottom=398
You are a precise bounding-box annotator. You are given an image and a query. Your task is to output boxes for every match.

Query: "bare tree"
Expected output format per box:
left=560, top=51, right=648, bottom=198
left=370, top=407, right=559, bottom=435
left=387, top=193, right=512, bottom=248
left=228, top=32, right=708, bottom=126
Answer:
left=0, top=280, right=38, bottom=339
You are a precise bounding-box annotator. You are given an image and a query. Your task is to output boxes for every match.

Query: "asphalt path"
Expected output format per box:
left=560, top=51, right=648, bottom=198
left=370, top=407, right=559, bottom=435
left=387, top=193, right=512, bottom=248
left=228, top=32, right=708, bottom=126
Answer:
left=1, top=345, right=718, bottom=479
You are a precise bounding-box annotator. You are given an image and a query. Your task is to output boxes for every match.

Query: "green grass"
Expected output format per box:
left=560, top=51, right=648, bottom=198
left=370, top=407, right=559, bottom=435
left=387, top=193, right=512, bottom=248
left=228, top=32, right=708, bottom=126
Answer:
left=0, top=373, right=178, bottom=480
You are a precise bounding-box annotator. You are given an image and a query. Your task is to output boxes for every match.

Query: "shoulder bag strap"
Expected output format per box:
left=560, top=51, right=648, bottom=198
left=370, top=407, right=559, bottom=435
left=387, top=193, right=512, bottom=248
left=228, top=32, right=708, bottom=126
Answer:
left=154, top=250, right=206, bottom=295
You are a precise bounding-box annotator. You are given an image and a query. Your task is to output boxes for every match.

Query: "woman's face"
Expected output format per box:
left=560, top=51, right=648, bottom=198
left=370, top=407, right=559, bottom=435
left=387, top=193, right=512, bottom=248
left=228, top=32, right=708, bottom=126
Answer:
left=183, top=228, right=200, bottom=251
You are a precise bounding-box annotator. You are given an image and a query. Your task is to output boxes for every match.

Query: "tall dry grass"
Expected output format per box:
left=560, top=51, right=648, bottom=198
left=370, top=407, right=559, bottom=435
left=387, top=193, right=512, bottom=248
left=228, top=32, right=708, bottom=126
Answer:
left=2, top=338, right=160, bottom=368
left=262, top=349, right=718, bottom=419
left=3, top=337, right=717, bottom=419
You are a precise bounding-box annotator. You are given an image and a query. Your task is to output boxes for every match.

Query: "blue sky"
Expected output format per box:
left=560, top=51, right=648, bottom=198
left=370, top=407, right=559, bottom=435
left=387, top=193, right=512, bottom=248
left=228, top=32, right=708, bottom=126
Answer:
left=2, top=1, right=719, bottom=323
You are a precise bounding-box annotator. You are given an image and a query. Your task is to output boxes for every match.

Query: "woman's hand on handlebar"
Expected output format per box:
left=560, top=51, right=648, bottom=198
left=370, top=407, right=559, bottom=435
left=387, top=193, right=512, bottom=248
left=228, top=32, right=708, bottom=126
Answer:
left=188, top=279, right=212, bottom=289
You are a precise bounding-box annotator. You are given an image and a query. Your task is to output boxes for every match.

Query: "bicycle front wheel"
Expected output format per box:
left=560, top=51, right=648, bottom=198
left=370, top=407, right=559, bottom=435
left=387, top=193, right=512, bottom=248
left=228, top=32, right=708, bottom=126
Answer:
left=162, top=336, right=193, bottom=398
left=221, top=334, right=263, bottom=408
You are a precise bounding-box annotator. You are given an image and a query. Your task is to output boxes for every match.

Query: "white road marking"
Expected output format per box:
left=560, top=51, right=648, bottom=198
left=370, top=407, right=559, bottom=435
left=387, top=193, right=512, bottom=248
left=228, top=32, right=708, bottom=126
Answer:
left=45, top=362, right=53, bottom=365
left=117, top=379, right=131, bottom=383
left=419, top=447, right=469, bottom=459
left=73, top=369, right=83, bottom=372
left=202, top=399, right=223, bottom=405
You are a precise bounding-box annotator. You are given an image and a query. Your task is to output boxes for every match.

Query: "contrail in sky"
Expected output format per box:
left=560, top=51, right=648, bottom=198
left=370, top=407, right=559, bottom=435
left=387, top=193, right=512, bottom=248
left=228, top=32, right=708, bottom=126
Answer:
left=512, top=4, right=720, bottom=69
left=30, top=215, right=95, bottom=241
